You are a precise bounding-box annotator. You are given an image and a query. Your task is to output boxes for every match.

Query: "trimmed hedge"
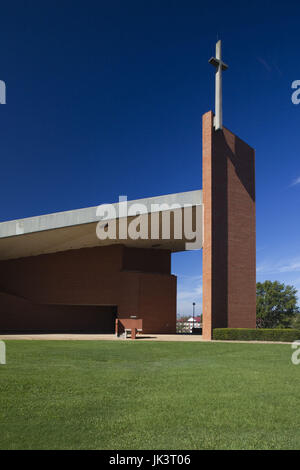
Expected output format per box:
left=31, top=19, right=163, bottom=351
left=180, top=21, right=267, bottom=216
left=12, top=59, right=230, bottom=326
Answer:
left=213, top=328, right=300, bottom=342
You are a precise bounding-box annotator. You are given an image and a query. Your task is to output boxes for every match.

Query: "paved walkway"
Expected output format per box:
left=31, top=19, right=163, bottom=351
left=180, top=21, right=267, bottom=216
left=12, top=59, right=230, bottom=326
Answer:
left=0, top=333, right=203, bottom=341
left=0, top=333, right=294, bottom=344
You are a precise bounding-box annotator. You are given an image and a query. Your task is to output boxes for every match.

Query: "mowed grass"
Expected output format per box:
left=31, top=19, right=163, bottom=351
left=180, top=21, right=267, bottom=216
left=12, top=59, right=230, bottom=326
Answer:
left=0, top=340, right=300, bottom=450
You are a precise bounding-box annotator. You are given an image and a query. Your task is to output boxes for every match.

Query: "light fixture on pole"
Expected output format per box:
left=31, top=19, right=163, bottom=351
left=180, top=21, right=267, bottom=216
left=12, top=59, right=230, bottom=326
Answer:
left=192, top=302, right=196, bottom=330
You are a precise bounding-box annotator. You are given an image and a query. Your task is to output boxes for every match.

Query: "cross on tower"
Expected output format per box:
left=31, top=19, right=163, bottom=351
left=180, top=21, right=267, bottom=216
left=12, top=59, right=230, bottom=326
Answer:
left=209, top=40, right=228, bottom=130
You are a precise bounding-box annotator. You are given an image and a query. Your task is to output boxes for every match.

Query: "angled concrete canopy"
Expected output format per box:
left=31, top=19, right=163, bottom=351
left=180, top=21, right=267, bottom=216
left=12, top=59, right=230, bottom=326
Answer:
left=0, top=190, right=202, bottom=261
left=0, top=190, right=203, bottom=335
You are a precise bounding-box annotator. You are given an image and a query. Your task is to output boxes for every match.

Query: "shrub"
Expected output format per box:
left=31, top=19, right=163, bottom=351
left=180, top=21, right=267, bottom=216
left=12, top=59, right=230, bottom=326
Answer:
left=213, top=328, right=300, bottom=342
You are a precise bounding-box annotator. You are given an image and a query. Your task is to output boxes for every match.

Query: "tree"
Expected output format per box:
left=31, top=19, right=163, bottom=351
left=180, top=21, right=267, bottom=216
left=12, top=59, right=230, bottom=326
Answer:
left=256, top=281, right=299, bottom=329
left=292, top=314, right=300, bottom=330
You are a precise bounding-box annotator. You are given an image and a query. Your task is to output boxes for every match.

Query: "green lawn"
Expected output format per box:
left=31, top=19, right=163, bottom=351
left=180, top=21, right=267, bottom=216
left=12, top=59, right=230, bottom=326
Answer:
left=0, top=340, right=300, bottom=450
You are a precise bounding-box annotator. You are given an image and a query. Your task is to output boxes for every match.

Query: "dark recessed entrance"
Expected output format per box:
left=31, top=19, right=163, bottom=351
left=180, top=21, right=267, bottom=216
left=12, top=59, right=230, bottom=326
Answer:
left=0, top=304, right=117, bottom=334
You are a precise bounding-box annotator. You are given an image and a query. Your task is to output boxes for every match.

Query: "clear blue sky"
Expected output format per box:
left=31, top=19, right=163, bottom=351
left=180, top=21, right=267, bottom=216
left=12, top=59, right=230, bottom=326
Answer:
left=0, top=1, right=299, bottom=316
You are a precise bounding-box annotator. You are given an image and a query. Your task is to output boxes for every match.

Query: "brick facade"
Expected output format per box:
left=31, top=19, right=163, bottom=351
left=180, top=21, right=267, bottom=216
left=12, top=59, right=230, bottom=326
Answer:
left=0, top=245, right=176, bottom=334
left=202, top=111, right=256, bottom=339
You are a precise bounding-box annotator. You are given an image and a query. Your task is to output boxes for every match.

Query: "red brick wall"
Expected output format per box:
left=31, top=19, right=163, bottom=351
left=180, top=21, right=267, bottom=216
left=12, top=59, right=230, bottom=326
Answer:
left=202, top=111, right=256, bottom=339
left=122, top=247, right=171, bottom=274
left=0, top=245, right=176, bottom=334
left=139, top=273, right=177, bottom=333
left=0, top=292, right=117, bottom=333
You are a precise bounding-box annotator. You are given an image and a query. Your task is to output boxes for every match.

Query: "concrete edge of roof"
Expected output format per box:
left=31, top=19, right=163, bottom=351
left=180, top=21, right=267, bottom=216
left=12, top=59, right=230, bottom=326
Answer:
left=0, top=189, right=202, bottom=239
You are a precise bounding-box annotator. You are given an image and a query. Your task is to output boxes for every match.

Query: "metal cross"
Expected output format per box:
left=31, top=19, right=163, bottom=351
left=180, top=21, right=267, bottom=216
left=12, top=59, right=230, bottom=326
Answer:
left=209, top=40, right=228, bottom=130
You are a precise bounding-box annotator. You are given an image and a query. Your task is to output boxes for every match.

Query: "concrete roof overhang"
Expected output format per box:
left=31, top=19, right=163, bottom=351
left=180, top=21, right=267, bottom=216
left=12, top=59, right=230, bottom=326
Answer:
left=0, top=190, right=203, bottom=261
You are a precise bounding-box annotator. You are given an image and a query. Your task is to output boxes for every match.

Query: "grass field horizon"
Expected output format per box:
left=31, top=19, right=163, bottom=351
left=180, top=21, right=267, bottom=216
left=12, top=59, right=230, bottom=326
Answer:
left=0, top=340, right=299, bottom=450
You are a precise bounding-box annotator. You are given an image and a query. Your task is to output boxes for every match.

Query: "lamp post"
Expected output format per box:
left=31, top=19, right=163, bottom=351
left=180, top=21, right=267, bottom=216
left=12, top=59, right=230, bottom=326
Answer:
left=192, top=302, right=196, bottom=332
